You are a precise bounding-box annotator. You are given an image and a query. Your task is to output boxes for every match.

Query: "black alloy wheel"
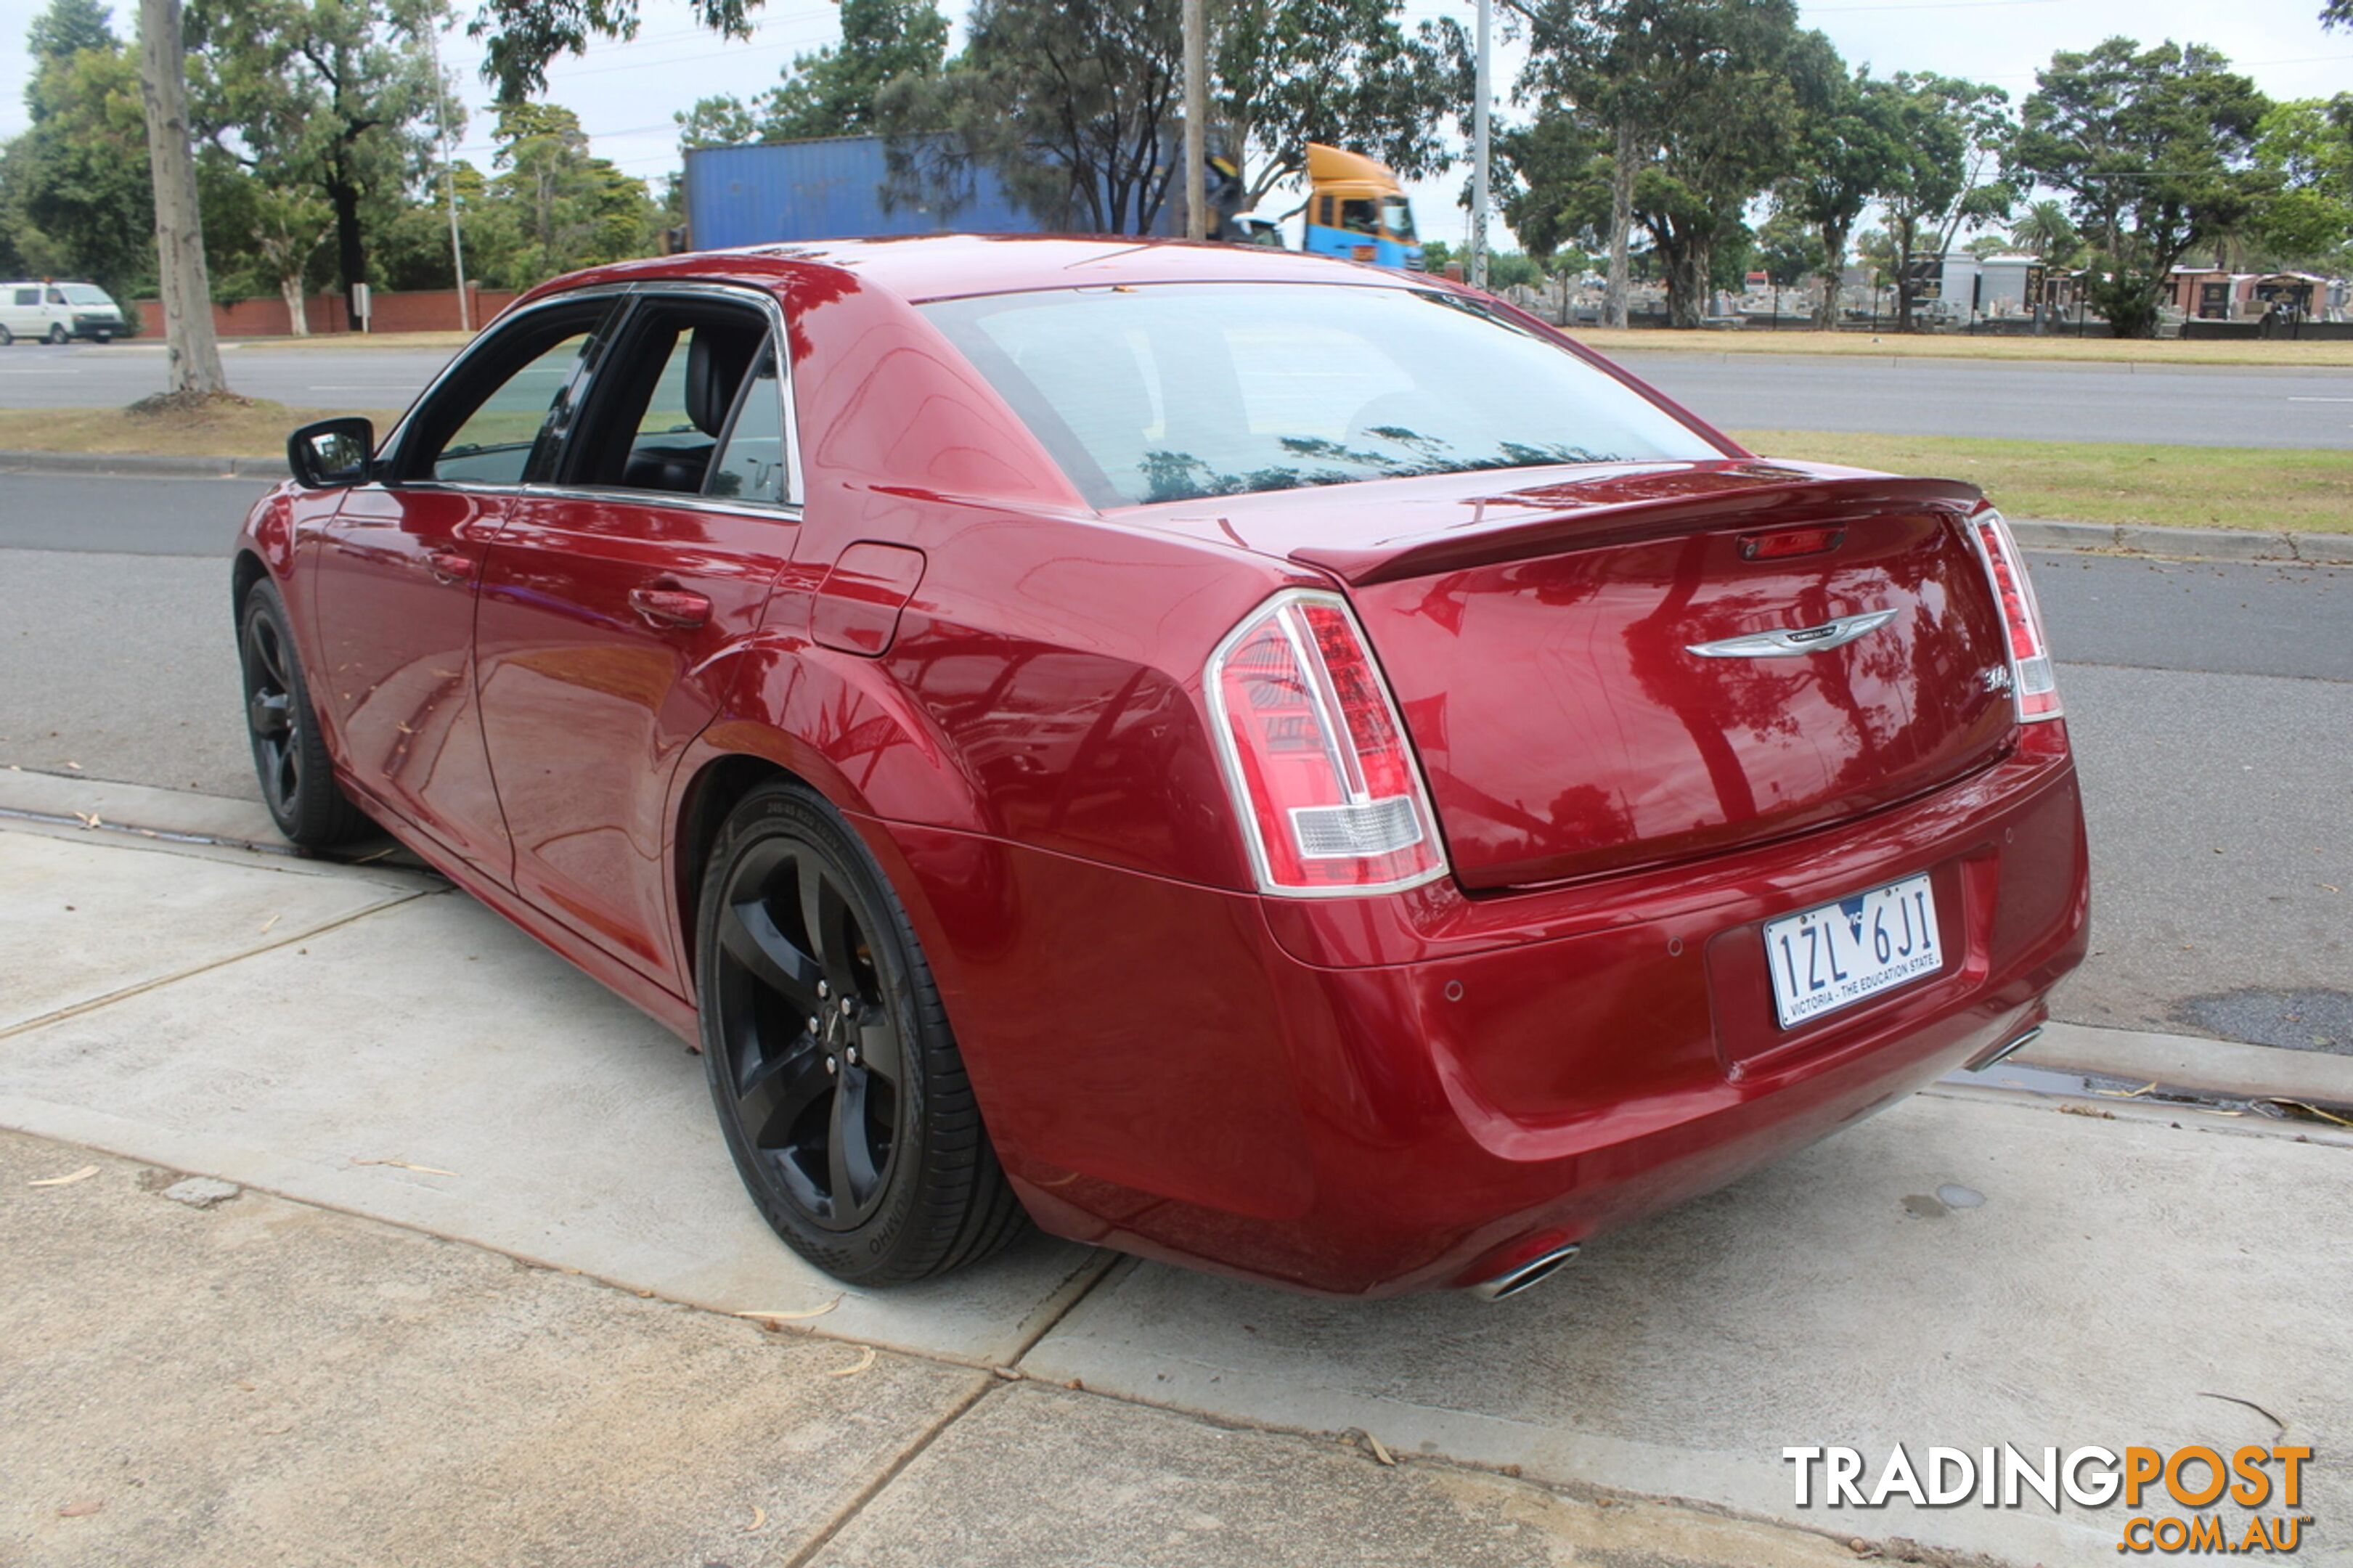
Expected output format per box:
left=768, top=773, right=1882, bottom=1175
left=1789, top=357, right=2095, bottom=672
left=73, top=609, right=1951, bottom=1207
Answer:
left=697, top=781, right=1025, bottom=1285
left=238, top=581, right=369, bottom=847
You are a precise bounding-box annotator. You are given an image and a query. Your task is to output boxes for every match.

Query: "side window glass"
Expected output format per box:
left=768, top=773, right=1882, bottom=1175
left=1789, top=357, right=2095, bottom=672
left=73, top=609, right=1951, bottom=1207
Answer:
left=1341, top=200, right=1378, bottom=236
left=15, top=288, right=38, bottom=306
left=425, top=328, right=595, bottom=485
left=561, top=303, right=773, bottom=497
left=706, top=351, right=787, bottom=505
left=46, top=287, right=68, bottom=305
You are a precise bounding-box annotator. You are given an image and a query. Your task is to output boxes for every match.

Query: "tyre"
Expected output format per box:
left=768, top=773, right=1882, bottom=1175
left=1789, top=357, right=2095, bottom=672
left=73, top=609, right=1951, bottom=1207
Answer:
left=0, top=324, right=12, bottom=346
left=238, top=579, right=370, bottom=848
left=45, top=324, right=67, bottom=345
left=696, top=780, right=1026, bottom=1286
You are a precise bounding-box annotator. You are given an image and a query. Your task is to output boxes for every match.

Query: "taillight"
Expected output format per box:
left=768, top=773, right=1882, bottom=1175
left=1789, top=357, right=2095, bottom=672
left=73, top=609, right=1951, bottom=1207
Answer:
left=1204, top=589, right=1448, bottom=897
left=1966, top=507, right=2060, bottom=722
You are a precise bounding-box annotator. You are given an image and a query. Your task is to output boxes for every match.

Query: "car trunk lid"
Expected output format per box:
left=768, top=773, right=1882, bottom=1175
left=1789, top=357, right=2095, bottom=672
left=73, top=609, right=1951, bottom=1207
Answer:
left=1286, top=467, right=2018, bottom=890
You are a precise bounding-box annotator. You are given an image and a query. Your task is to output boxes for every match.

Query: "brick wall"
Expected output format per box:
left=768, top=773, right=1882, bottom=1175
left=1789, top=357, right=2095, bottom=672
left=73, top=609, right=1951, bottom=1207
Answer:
left=131, top=285, right=519, bottom=339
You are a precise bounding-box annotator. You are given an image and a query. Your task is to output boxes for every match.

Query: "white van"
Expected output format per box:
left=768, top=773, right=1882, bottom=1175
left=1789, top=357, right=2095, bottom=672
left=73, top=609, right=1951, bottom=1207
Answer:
left=0, top=281, right=129, bottom=344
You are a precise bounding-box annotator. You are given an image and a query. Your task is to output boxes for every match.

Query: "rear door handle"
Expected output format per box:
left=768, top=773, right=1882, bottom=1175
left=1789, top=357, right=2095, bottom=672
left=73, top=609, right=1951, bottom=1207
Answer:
left=427, top=549, right=473, bottom=584
left=629, top=585, right=712, bottom=629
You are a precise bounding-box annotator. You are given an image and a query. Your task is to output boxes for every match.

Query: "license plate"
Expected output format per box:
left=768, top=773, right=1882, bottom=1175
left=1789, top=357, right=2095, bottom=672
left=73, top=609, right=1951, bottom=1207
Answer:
left=1763, top=874, right=1942, bottom=1028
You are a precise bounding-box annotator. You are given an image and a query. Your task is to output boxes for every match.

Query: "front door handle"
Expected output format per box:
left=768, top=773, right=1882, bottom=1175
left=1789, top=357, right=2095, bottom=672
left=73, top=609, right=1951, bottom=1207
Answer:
left=629, top=585, right=712, bottom=629
left=427, top=549, right=473, bottom=584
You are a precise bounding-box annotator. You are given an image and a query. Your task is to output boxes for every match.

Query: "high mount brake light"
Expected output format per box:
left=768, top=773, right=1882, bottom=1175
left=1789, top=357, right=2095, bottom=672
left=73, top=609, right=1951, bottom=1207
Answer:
left=1205, top=589, right=1449, bottom=897
left=1967, top=507, right=2060, bottom=722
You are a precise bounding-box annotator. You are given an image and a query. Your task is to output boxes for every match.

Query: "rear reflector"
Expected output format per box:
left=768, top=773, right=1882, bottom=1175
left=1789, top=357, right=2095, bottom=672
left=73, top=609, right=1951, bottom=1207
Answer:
left=1205, top=589, right=1448, bottom=897
left=1966, top=507, right=2060, bottom=722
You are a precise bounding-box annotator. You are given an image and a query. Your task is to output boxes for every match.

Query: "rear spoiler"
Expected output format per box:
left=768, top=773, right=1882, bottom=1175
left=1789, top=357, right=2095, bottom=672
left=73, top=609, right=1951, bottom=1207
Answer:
left=1291, top=475, right=1985, bottom=587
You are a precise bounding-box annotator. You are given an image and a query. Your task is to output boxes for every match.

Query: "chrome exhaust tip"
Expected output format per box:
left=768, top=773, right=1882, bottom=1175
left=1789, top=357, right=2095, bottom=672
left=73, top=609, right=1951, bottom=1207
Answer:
left=1973, top=1025, right=2044, bottom=1071
left=1469, top=1241, right=1581, bottom=1302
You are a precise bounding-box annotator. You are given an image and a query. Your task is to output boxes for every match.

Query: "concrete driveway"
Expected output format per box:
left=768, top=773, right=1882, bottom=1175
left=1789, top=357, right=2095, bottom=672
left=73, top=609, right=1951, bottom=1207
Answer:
left=4, top=777, right=2347, bottom=1567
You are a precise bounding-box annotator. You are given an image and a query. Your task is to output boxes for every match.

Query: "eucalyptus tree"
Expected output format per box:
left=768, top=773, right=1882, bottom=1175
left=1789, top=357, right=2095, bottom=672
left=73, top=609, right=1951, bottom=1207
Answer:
left=189, top=0, right=458, bottom=301
left=672, top=0, right=949, bottom=150
left=1876, top=72, right=2010, bottom=330
left=2250, top=96, right=2353, bottom=271
left=870, top=0, right=1467, bottom=236
left=1517, top=0, right=1826, bottom=327
left=4, top=0, right=155, bottom=295
left=1779, top=57, right=1907, bottom=327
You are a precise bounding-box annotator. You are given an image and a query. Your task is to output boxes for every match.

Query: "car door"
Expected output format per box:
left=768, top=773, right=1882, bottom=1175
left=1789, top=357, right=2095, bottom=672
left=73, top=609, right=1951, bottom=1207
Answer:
left=308, top=295, right=619, bottom=880
left=472, top=286, right=802, bottom=986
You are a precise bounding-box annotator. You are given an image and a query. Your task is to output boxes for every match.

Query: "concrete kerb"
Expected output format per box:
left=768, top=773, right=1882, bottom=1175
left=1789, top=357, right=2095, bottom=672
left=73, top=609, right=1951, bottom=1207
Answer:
left=0, top=449, right=288, bottom=480
left=2006, top=515, right=2353, bottom=565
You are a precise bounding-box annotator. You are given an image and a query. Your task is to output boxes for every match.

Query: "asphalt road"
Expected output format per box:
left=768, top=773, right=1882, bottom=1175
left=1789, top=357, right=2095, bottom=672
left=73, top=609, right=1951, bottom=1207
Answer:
left=1610, top=350, right=2353, bottom=447
left=1, top=472, right=2346, bottom=1047
left=0, top=340, right=449, bottom=414
left=5, top=337, right=2353, bottom=446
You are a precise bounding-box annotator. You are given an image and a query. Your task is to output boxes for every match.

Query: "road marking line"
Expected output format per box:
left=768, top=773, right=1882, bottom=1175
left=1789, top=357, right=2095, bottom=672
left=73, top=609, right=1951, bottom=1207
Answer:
left=2285, top=396, right=2353, bottom=402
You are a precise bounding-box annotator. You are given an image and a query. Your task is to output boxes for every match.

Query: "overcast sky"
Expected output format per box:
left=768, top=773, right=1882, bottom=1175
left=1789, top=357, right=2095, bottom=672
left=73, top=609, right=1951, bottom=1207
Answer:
left=1, top=0, right=2346, bottom=254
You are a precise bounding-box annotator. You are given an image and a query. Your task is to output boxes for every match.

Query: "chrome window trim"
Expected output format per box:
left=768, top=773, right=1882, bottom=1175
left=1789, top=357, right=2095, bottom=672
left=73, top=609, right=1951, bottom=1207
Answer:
left=378, top=278, right=804, bottom=510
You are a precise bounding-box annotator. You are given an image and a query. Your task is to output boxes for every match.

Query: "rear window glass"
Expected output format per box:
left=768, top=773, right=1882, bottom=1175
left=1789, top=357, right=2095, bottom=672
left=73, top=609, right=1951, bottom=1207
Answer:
left=920, top=283, right=1716, bottom=508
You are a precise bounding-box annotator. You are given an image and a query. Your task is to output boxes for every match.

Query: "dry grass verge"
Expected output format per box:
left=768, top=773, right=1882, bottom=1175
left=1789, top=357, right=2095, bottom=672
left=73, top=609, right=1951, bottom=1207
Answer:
left=0, top=399, right=401, bottom=458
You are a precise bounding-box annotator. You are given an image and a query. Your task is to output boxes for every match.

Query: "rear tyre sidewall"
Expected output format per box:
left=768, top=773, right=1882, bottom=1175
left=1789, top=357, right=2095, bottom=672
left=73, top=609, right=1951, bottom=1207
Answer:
left=45, top=324, right=66, bottom=345
left=0, top=325, right=12, bottom=346
left=696, top=781, right=1018, bottom=1286
left=238, top=579, right=368, bottom=848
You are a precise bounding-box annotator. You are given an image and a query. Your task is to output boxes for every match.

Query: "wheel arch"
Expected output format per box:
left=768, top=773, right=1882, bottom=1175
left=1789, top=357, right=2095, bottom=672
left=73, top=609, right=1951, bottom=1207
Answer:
left=231, top=547, right=270, bottom=617
left=670, top=750, right=794, bottom=985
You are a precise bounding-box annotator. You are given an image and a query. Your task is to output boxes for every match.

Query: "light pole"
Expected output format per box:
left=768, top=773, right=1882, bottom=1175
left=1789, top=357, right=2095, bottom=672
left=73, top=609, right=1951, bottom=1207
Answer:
left=1469, top=0, right=1490, bottom=288
left=425, top=20, right=470, bottom=331
left=1183, top=0, right=1207, bottom=241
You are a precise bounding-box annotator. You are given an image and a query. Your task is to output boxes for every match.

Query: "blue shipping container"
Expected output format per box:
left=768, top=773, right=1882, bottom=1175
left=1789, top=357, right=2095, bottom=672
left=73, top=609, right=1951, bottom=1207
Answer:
left=682, top=135, right=1182, bottom=249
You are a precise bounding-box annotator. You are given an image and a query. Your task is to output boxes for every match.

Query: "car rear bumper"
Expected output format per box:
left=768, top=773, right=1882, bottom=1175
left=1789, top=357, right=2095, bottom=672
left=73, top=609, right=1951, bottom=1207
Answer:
left=878, top=738, right=2089, bottom=1297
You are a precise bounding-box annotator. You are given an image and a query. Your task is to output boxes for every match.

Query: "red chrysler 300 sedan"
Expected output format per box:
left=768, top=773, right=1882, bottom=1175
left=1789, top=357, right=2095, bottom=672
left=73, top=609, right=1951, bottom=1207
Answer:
left=234, top=237, right=2088, bottom=1299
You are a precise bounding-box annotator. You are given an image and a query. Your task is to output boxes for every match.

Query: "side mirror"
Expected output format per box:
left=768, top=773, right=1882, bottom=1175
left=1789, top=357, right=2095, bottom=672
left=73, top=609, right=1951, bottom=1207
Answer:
left=288, top=417, right=375, bottom=489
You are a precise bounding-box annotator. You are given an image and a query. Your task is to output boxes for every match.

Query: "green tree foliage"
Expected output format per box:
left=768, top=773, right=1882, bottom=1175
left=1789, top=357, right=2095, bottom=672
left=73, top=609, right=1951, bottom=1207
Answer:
left=464, top=102, right=662, bottom=287
left=673, top=0, right=949, bottom=150
left=197, top=152, right=335, bottom=326
left=1496, top=113, right=1607, bottom=264
left=2010, top=38, right=2272, bottom=337
left=27, top=0, right=116, bottom=58
left=473, top=0, right=756, bottom=102
left=875, top=0, right=1465, bottom=236
left=188, top=0, right=457, bottom=297
left=1517, top=0, right=1830, bottom=327
left=1753, top=205, right=1824, bottom=287
left=767, top=0, right=946, bottom=139
left=675, top=94, right=763, bottom=151
left=877, top=0, right=1187, bottom=232
left=1483, top=250, right=1544, bottom=290
left=2007, top=197, right=2080, bottom=264
left=1779, top=59, right=1907, bottom=324
left=0, top=1, right=155, bottom=294
left=1877, top=73, right=2010, bottom=330
left=2251, top=96, right=2353, bottom=269
left=1209, top=0, right=1469, bottom=207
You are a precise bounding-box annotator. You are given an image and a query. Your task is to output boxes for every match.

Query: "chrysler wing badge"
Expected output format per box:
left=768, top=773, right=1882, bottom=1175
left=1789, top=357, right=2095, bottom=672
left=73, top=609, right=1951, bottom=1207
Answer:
left=1685, top=608, right=1900, bottom=660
